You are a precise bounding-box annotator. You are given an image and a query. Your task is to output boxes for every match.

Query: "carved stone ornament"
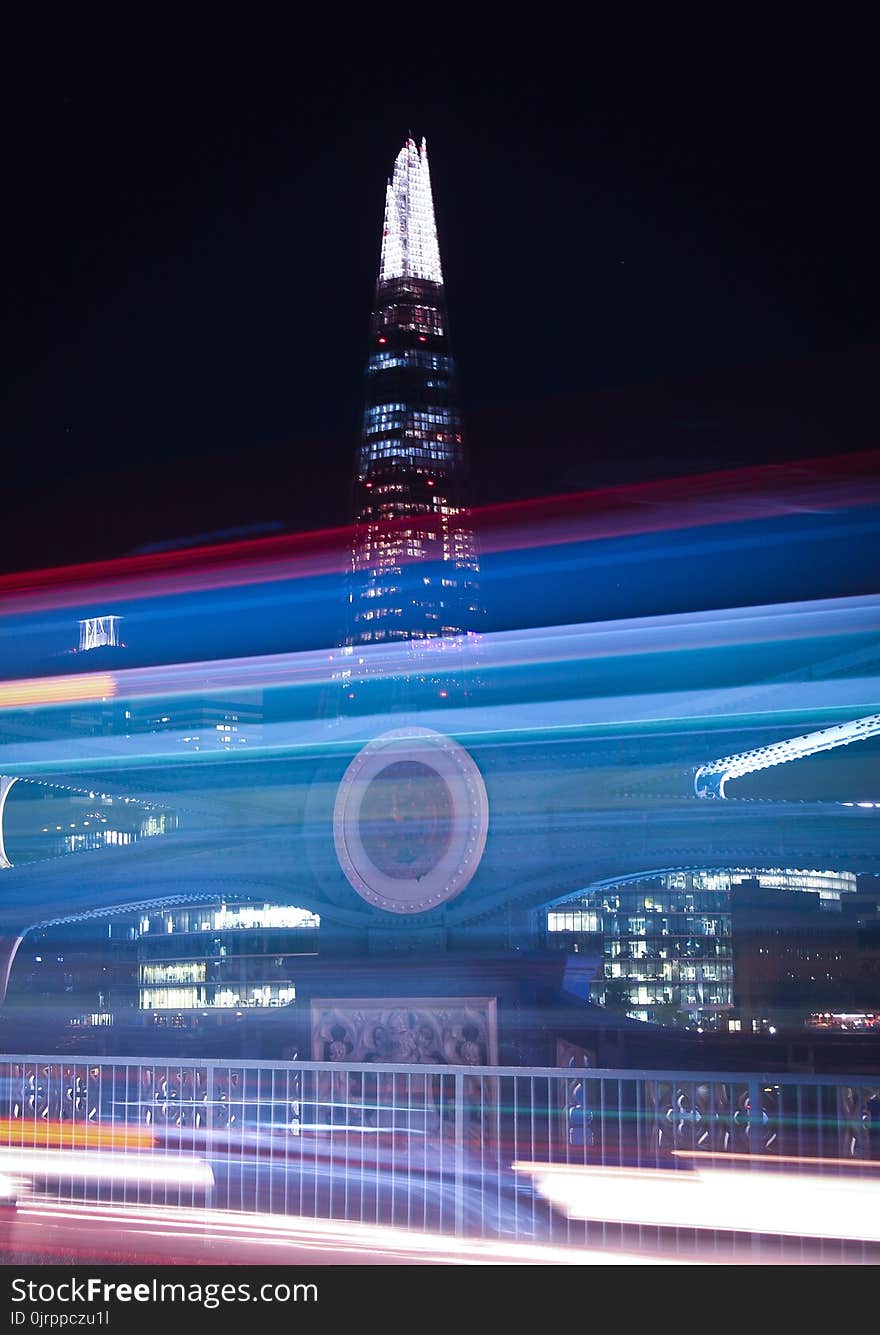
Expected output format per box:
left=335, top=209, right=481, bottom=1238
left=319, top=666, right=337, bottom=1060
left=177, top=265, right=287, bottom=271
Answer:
left=311, top=996, right=498, bottom=1065
left=333, top=728, right=489, bottom=914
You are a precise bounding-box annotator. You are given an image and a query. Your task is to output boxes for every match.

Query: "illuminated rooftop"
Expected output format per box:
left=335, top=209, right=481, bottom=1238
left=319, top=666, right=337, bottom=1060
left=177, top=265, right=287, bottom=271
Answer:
left=379, top=137, right=443, bottom=285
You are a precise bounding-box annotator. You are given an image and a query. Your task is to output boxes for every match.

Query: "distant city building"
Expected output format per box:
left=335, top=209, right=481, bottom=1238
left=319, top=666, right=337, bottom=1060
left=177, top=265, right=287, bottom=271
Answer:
left=5, top=903, right=321, bottom=1029
left=134, top=904, right=319, bottom=1012
left=547, top=868, right=859, bottom=1029
left=6, top=920, right=135, bottom=1014
left=0, top=778, right=176, bottom=865
left=348, top=137, right=479, bottom=646
left=731, top=876, right=880, bottom=1032
left=123, top=694, right=264, bottom=753
left=68, top=616, right=264, bottom=752
left=78, top=615, right=123, bottom=652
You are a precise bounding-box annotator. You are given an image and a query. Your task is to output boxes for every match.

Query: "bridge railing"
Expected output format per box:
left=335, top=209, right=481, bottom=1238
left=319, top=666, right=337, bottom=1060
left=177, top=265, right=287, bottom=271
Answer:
left=0, top=1055, right=878, bottom=1255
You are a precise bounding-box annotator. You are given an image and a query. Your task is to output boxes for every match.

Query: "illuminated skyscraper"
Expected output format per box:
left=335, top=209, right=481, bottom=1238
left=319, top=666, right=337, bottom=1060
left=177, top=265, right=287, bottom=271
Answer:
left=78, top=615, right=124, bottom=652
left=349, top=137, right=479, bottom=645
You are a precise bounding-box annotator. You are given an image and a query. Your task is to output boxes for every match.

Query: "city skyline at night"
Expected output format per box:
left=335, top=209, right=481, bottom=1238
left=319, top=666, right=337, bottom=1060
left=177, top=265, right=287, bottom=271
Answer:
left=1, top=15, right=880, bottom=1275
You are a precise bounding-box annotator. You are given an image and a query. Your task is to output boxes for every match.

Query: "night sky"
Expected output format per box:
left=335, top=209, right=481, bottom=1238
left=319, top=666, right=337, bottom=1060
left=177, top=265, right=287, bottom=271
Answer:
left=3, top=13, right=878, bottom=574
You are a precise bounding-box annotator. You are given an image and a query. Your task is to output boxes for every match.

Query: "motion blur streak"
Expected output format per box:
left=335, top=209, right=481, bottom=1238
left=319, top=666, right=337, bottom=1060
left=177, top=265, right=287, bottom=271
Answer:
left=0, top=451, right=873, bottom=616
left=9, top=1200, right=692, bottom=1265
left=675, top=1150, right=878, bottom=1168
left=0, top=593, right=875, bottom=717
left=0, top=1119, right=155, bottom=1150
left=0, top=1147, right=213, bottom=1188
left=513, top=1159, right=880, bottom=1241
left=0, top=674, right=116, bottom=708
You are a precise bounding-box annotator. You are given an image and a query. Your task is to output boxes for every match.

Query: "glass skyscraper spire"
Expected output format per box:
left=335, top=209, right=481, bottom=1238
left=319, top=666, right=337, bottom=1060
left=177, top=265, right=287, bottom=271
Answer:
left=349, top=137, right=479, bottom=645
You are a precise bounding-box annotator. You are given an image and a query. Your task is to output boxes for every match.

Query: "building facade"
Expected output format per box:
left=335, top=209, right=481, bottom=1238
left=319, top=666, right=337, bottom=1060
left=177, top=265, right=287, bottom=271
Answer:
left=349, top=137, right=479, bottom=646
left=547, top=868, right=858, bottom=1030
left=134, top=903, right=320, bottom=1012
left=731, top=876, right=880, bottom=1032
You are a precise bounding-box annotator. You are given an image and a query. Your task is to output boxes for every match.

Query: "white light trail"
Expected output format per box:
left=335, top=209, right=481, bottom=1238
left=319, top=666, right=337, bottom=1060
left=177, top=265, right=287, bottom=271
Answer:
left=18, top=1199, right=694, bottom=1265
left=515, top=1159, right=880, bottom=1242
left=0, top=1147, right=213, bottom=1189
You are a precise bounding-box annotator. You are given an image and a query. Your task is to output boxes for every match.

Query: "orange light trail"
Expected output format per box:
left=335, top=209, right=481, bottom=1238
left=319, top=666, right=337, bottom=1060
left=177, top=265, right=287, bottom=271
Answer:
left=0, top=674, right=116, bottom=709
left=0, top=1119, right=155, bottom=1151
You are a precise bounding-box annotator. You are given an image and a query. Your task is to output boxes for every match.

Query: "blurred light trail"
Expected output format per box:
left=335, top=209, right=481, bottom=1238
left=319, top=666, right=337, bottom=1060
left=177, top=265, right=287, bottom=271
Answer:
left=4, top=1199, right=695, bottom=1265
left=0, top=593, right=876, bottom=715
left=0, top=1119, right=155, bottom=1151
left=0, top=674, right=116, bottom=709
left=514, top=1158, right=880, bottom=1242
left=675, top=1150, right=880, bottom=1169
left=0, top=1146, right=213, bottom=1189
left=0, top=451, right=874, bottom=617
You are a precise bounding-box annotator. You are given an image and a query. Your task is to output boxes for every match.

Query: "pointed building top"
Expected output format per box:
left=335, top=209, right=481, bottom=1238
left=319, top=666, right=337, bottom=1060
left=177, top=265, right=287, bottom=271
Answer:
left=379, top=136, right=443, bottom=285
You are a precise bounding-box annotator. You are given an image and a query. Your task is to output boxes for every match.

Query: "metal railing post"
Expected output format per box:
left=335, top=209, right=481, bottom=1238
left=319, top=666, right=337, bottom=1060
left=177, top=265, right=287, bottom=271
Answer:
left=206, top=1064, right=215, bottom=1133
left=748, top=1078, right=763, bottom=1155
left=454, top=1069, right=464, bottom=1238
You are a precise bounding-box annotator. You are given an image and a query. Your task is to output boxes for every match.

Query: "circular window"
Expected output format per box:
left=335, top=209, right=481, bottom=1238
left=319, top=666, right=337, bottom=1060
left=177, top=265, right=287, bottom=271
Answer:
left=333, top=729, right=489, bottom=914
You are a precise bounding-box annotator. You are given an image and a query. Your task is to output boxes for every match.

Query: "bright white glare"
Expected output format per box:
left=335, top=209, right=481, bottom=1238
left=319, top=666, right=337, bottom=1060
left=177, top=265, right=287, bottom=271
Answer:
left=0, top=1171, right=22, bottom=1199
left=0, top=1148, right=213, bottom=1190
left=514, top=1161, right=880, bottom=1242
